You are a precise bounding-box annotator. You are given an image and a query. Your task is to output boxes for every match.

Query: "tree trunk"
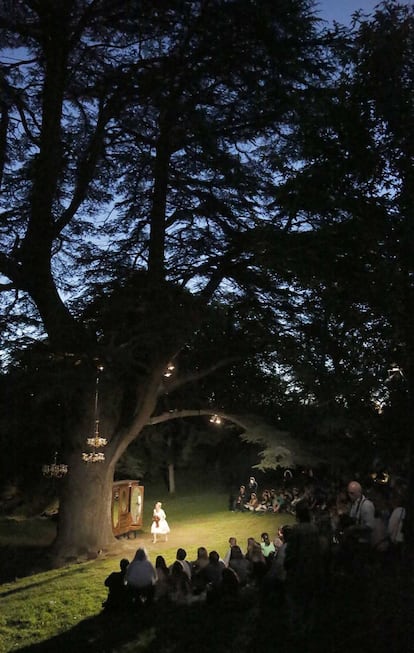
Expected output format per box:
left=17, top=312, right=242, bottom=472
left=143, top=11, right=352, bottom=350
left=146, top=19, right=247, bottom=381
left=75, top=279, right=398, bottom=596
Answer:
left=52, top=450, right=117, bottom=564
left=48, top=366, right=163, bottom=564
left=168, top=462, right=175, bottom=494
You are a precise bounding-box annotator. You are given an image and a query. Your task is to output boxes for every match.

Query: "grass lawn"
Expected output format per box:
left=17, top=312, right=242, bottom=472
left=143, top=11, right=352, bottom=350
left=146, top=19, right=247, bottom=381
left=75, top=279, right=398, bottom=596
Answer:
left=1, top=486, right=413, bottom=653
left=0, top=488, right=294, bottom=653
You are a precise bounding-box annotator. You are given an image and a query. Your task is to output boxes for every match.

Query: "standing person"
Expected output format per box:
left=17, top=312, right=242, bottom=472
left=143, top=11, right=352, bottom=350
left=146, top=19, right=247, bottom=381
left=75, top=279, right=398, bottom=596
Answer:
left=335, top=481, right=375, bottom=575
left=125, top=548, right=157, bottom=606
left=247, top=476, right=258, bottom=499
left=151, top=501, right=170, bottom=543
left=223, top=537, right=237, bottom=567
left=387, top=489, right=406, bottom=564
left=234, top=485, right=248, bottom=511
left=284, top=500, right=324, bottom=642
left=346, top=481, right=375, bottom=546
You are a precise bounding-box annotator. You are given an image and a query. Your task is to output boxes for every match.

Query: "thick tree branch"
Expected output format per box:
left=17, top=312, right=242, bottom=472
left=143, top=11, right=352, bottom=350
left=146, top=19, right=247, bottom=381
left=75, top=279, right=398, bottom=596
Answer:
left=53, top=96, right=113, bottom=235
left=158, top=356, right=240, bottom=396
left=147, top=409, right=323, bottom=467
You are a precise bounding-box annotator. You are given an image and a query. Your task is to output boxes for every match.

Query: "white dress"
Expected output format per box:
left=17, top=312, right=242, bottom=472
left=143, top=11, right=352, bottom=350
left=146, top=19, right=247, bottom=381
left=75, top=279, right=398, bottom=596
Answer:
left=150, top=507, right=170, bottom=536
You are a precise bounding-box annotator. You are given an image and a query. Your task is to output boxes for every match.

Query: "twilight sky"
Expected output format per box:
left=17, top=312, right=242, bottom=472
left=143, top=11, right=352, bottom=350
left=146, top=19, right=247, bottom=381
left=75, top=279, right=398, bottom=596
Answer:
left=316, top=0, right=397, bottom=25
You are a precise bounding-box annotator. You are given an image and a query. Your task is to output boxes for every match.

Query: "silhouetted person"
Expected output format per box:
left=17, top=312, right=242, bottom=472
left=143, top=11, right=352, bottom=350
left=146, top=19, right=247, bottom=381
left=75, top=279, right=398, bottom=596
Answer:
left=284, top=500, right=324, bottom=642
left=125, top=548, right=156, bottom=606
left=103, top=558, right=129, bottom=610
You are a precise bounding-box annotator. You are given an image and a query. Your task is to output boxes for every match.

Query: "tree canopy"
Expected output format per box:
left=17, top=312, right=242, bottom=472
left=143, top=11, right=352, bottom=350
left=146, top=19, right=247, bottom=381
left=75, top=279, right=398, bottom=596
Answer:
left=1, top=0, right=413, bottom=558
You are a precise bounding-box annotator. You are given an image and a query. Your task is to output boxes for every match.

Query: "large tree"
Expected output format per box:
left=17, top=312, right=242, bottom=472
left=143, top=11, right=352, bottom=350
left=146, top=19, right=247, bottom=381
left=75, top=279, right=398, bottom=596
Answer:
left=0, top=0, right=326, bottom=561
left=273, top=1, right=414, bottom=519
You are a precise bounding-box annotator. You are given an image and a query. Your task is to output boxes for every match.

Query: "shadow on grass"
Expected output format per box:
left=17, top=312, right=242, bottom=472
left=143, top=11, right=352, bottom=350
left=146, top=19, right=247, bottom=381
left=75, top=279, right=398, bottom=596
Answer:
left=10, top=578, right=414, bottom=653
left=13, top=608, right=151, bottom=653
left=13, top=598, right=260, bottom=653
left=0, top=544, right=55, bottom=584
left=4, top=542, right=414, bottom=653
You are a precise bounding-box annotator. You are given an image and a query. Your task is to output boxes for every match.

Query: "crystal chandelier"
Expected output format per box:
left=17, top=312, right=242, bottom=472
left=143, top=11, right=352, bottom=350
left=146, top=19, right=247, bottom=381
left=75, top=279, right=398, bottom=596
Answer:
left=42, top=451, right=68, bottom=478
left=82, top=365, right=107, bottom=463
left=82, top=451, right=105, bottom=463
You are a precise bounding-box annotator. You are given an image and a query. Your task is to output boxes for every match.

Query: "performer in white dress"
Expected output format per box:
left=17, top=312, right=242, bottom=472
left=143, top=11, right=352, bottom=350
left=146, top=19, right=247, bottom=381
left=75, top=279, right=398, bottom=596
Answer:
left=151, top=501, right=170, bottom=543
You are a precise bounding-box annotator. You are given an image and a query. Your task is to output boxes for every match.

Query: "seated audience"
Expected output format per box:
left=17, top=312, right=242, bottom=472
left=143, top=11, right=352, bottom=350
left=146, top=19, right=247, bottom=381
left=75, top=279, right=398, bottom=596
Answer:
left=154, top=555, right=169, bottom=601
left=102, top=557, right=129, bottom=610
left=290, top=487, right=305, bottom=514
left=168, top=560, right=193, bottom=604
left=125, top=548, right=156, bottom=606
left=191, top=546, right=210, bottom=594
left=228, top=545, right=252, bottom=587
left=262, top=524, right=292, bottom=597
left=200, top=550, right=225, bottom=600
left=245, top=492, right=260, bottom=511
left=246, top=537, right=267, bottom=584
left=220, top=566, right=240, bottom=600
left=170, top=547, right=192, bottom=580
left=271, top=490, right=287, bottom=513
left=260, top=532, right=276, bottom=566
left=256, top=490, right=272, bottom=512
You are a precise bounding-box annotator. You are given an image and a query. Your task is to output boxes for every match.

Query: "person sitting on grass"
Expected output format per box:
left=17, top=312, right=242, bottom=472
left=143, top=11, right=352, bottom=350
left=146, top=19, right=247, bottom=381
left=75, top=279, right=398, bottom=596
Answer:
left=220, top=566, right=241, bottom=601
left=102, top=558, right=129, bottom=610
left=228, top=545, right=252, bottom=587
left=262, top=524, right=292, bottom=599
left=168, top=560, right=193, bottom=604
left=256, top=489, right=273, bottom=512
left=246, top=538, right=267, bottom=585
left=271, top=489, right=287, bottom=513
left=200, top=550, right=225, bottom=602
left=191, top=546, right=210, bottom=594
left=260, top=532, right=276, bottom=566
left=154, top=555, right=170, bottom=602
left=245, top=492, right=260, bottom=512
left=125, top=548, right=157, bottom=607
left=169, top=547, right=192, bottom=580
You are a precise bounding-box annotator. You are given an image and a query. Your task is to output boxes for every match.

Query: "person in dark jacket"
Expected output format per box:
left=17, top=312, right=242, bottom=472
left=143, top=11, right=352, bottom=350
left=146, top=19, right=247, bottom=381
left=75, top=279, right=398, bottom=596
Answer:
left=102, top=558, right=129, bottom=610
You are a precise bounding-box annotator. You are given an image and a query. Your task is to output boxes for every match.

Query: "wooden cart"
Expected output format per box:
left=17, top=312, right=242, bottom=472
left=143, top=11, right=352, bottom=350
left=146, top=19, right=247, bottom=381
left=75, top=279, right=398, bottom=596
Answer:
left=111, top=480, right=144, bottom=538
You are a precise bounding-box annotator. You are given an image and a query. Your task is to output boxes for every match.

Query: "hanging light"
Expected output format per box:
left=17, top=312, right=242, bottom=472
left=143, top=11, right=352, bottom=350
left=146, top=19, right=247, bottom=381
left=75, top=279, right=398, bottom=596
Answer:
left=82, top=365, right=107, bottom=463
left=210, top=414, right=222, bottom=425
left=386, top=363, right=405, bottom=383
left=82, top=452, right=105, bottom=463
left=163, top=362, right=175, bottom=378
left=42, top=451, right=68, bottom=478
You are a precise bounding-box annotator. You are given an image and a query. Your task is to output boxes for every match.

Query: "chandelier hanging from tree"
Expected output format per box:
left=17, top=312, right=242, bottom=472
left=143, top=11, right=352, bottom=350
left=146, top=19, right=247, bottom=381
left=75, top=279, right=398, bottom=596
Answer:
left=82, top=365, right=108, bottom=463
left=42, top=450, right=68, bottom=478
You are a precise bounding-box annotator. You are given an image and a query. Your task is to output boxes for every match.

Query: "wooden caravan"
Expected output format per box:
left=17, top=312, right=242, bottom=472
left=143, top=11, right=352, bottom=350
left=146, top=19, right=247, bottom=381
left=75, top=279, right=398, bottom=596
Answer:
left=111, top=480, right=144, bottom=538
